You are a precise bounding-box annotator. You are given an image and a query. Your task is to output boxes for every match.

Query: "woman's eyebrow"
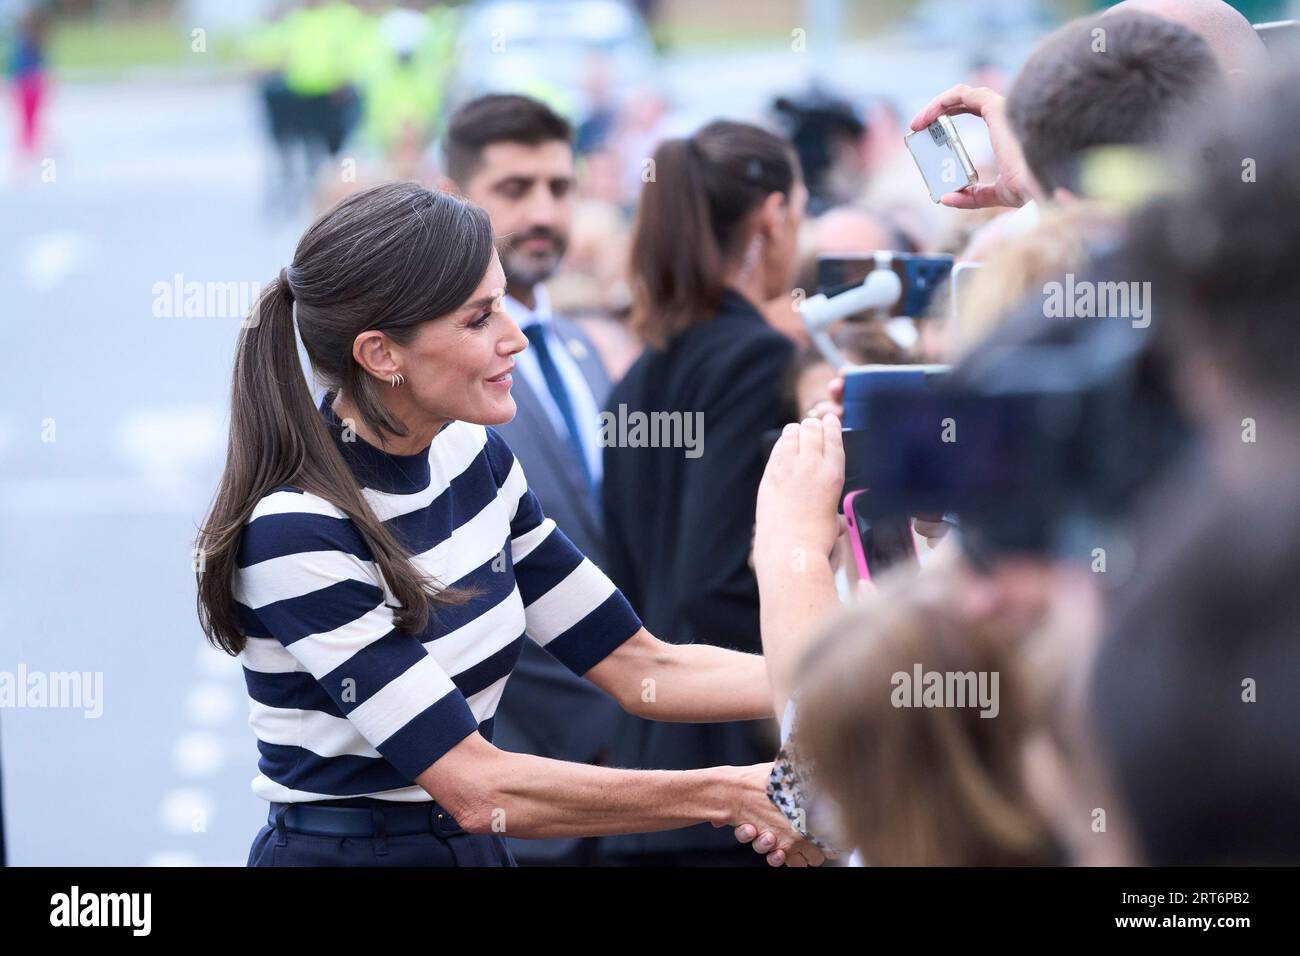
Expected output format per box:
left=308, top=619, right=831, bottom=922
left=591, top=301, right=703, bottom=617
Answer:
left=463, top=293, right=499, bottom=312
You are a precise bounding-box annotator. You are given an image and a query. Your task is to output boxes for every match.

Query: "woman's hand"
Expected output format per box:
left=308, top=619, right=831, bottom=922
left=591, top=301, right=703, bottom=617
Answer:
left=755, top=414, right=846, bottom=564
left=754, top=414, right=849, bottom=720
left=726, top=763, right=826, bottom=867
left=804, top=375, right=844, bottom=421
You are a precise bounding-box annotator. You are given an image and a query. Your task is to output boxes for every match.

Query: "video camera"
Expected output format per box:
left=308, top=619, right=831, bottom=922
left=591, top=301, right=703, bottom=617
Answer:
left=830, top=262, right=1192, bottom=565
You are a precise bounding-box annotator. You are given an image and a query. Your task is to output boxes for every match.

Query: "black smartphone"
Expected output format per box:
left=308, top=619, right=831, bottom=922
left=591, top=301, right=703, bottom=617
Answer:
left=843, top=489, right=919, bottom=580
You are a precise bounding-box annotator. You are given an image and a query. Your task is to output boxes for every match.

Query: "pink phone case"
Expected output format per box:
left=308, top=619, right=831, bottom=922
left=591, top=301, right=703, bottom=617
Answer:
left=842, top=489, right=920, bottom=582
left=842, top=490, right=874, bottom=582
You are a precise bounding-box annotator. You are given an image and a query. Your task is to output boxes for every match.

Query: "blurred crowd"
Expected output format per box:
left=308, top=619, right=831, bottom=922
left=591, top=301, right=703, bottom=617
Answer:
left=750, top=1, right=1300, bottom=867
left=407, top=0, right=1297, bottom=867
left=236, top=2, right=1026, bottom=401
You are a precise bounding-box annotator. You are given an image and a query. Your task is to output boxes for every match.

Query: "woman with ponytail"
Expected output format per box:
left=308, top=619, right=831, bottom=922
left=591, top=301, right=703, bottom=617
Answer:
left=601, top=122, right=809, bottom=866
left=197, top=182, right=821, bottom=867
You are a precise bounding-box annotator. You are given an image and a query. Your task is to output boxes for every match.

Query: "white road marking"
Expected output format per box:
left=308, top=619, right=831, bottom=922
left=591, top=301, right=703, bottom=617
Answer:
left=173, top=731, right=227, bottom=778
left=159, top=787, right=216, bottom=835
left=145, top=850, right=201, bottom=867
left=22, top=230, right=92, bottom=291
left=196, top=643, right=241, bottom=678
left=114, top=404, right=226, bottom=487
left=185, top=682, right=238, bottom=724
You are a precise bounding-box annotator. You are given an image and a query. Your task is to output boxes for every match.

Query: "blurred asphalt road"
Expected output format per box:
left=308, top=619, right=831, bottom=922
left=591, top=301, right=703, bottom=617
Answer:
left=1, top=79, right=303, bottom=866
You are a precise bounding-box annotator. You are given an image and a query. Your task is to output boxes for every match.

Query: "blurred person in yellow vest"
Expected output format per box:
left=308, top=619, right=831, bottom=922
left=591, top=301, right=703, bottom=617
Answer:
left=360, top=3, right=458, bottom=180
left=244, top=4, right=298, bottom=214
left=280, top=0, right=369, bottom=99
left=275, top=0, right=373, bottom=200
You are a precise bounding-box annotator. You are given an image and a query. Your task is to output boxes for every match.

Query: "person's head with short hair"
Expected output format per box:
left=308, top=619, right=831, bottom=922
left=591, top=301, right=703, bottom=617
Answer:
left=1006, top=11, right=1221, bottom=198
left=806, top=204, right=915, bottom=258
left=442, top=94, right=576, bottom=301
left=1127, top=61, right=1300, bottom=439
left=1106, top=0, right=1269, bottom=80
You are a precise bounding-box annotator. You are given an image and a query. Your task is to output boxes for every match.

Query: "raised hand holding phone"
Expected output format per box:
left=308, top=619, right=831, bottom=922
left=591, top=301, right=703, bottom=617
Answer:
left=908, top=84, right=1035, bottom=209
left=905, top=116, right=978, bottom=203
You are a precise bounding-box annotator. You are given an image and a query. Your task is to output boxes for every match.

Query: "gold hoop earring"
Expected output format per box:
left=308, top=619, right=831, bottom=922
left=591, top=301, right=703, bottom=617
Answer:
left=390, top=372, right=405, bottom=388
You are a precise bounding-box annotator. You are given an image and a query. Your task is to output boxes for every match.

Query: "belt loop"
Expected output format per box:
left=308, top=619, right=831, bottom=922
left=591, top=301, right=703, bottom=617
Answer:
left=372, top=807, right=388, bottom=856
left=432, top=803, right=461, bottom=836
left=273, top=805, right=289, bottom=847
left=432, top=804, right=467, bottom=866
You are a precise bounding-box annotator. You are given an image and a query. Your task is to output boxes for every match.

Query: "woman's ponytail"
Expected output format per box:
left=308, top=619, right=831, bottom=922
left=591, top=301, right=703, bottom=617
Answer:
left=197, top=183, right=493, bottom=655
left=628, top=120, right=800, bottom=348
left=629, top=137, right=725, bottom=347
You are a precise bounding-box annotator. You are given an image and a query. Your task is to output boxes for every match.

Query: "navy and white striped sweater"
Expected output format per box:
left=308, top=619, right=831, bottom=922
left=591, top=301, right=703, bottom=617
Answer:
left=232, top=400, right=642, bottom=802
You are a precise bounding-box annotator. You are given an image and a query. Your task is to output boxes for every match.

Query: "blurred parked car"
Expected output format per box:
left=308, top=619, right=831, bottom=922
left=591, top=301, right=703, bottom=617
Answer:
left=449, top=0, right=657, bottom=114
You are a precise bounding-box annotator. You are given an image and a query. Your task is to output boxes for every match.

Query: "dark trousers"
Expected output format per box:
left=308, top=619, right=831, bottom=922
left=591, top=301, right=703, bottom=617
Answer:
left=248, top=802, right=516, bottom=867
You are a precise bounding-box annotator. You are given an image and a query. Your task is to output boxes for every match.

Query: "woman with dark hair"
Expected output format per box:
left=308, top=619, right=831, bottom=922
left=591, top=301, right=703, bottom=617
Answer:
left=196, top=182, right=820, bottom=868
left=600, top=121, right=809, bottom=866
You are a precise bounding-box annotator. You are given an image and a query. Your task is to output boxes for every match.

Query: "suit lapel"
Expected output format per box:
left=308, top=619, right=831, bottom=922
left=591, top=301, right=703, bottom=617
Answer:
left=509, top=372, right=604, bottom=541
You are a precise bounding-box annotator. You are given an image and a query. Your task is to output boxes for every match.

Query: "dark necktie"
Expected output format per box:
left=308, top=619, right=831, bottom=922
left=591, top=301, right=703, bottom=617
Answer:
left=523, top=323, right=592, bottom=488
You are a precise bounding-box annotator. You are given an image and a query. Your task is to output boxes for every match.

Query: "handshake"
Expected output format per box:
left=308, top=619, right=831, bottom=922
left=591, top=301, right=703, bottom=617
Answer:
left=738, top=387, right=954, bottom=867
left=724, top=763, right=830, bottom=867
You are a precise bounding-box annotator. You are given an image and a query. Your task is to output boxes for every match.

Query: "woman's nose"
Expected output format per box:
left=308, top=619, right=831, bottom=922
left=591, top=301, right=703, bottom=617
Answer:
left=500, top=319, right=528, bottom=355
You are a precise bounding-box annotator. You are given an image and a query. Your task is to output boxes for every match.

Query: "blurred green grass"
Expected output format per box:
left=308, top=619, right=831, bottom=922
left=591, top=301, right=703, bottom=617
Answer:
left=652, top=0, right=916, bottom=49
left=39, top=0, right=913, bottom=74
left=47, top=20, right=242, bottom=72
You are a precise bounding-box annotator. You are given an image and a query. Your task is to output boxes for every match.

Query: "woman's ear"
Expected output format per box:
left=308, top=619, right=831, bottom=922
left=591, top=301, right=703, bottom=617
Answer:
left=352, top=330, right=401, bottom=383
left=757, top=190, right=788, bottom=238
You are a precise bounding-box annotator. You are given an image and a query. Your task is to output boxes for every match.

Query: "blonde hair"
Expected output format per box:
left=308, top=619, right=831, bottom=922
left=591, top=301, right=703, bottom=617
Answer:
left=795, top=566, right=1059, bottom=865
left=954, top=204, right=1095, bottom=354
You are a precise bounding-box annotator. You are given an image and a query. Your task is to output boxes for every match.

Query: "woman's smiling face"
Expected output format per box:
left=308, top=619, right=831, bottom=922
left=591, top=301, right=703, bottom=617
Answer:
left=395, top=252, right=528, bottom=428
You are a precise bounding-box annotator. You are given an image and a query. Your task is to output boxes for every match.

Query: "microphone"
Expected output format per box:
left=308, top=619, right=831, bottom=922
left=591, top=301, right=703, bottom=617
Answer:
left=800, top=268, right=903, bottom=366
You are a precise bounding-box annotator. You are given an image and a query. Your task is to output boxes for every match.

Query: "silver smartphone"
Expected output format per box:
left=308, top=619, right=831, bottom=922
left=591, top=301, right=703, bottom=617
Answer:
left=904, top=116, right=977, bottom=203
left=949, top=260, right=982, bottom=346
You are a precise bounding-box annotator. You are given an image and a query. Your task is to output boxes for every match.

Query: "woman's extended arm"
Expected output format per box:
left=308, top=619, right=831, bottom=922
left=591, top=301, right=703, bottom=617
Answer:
left=583, top=628, right=772, bottom=722
left=751, top=415, right=846, bottom=718
left=415, top=731, right=823, bottom=866
left=586, top=416, right=847, bottom=726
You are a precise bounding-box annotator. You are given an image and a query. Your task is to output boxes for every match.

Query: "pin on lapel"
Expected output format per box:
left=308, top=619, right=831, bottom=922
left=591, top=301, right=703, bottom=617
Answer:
left=566, top=338, right=589, bottom=361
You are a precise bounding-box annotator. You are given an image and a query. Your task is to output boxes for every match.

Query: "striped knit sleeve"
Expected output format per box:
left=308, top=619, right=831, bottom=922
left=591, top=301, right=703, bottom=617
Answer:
left=234, top=490, right=479, bottom=781
left=484, top=428, right=643, bottom=675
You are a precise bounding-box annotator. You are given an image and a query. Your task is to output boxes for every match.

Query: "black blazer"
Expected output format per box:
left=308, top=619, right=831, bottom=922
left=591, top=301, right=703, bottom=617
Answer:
left=601, top=289, right=794, bottom=858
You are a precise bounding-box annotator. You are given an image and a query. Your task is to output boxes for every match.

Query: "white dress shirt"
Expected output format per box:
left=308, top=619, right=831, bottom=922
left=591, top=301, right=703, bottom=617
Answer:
left=501, top=286, right=604, bottom=485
